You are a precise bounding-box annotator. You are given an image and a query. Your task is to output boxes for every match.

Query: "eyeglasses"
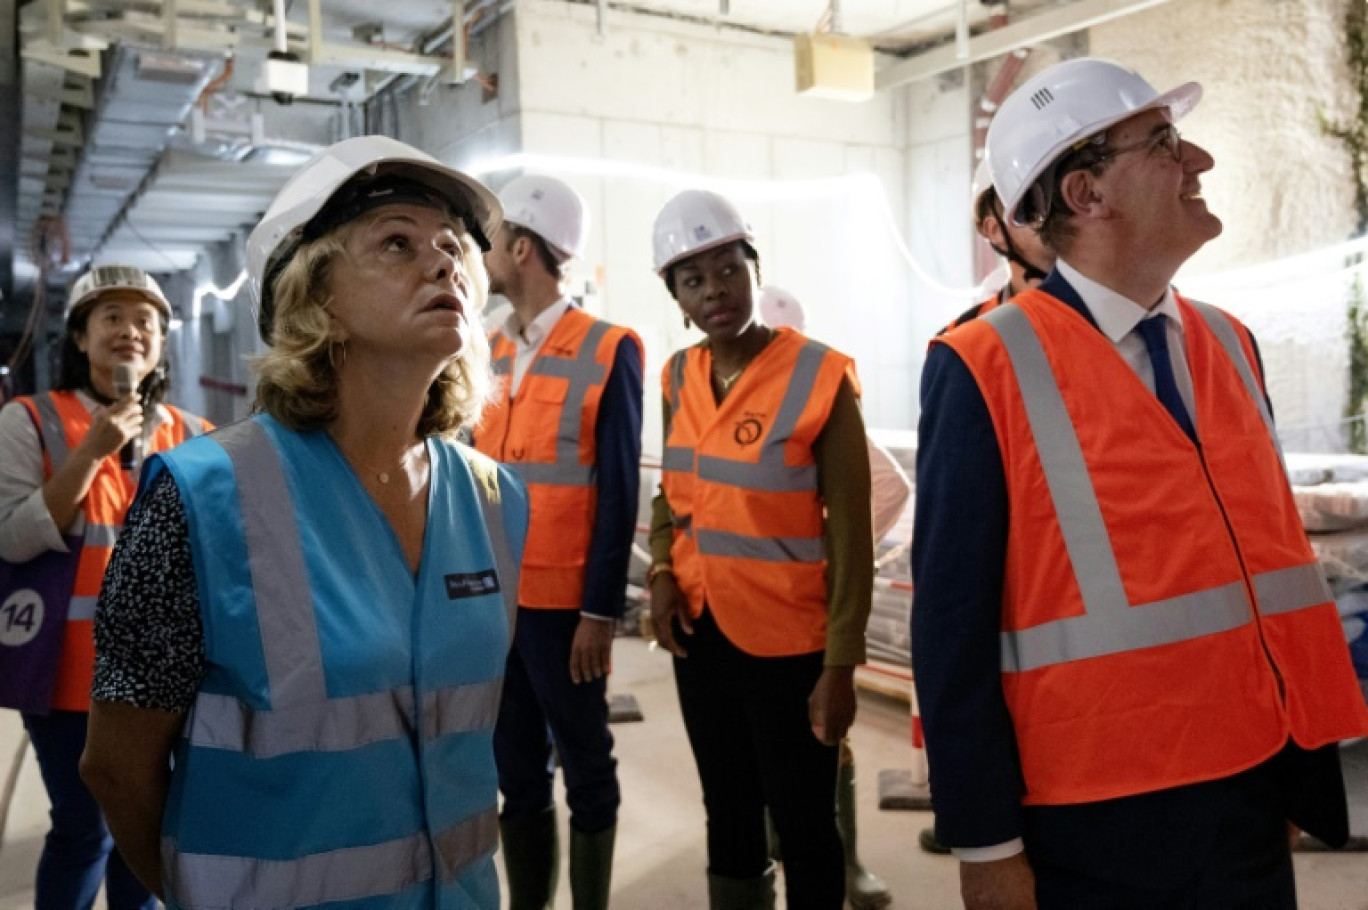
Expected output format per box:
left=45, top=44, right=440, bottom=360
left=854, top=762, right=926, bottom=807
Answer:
left=1092, top=124, right=1184, bottom=167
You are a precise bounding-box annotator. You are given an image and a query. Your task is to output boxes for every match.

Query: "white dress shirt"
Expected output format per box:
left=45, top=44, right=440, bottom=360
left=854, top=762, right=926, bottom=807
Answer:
left=502, top=297, right=573, bottom=397
left=1057, top=259, right=1198, bottom=433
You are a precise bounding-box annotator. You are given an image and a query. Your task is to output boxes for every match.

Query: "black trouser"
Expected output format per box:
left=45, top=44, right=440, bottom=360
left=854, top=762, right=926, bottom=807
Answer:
left=672, top=609, right=843, bottom=910
left=1027, top=756, right=1300, bottom=909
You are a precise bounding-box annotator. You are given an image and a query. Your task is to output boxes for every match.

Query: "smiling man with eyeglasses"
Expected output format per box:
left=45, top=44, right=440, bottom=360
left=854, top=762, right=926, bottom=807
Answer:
left=912, top=57, right=1368, bottom=910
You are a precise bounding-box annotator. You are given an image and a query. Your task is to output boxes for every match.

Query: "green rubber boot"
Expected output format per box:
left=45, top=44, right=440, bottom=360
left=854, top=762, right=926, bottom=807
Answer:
left=500, top=807, right=559, bottom=910
left=707, top=863, right=777, bottom=910
left=569, top=824, right=616, bottom=910
left=838, top=760, right=893, bottom=909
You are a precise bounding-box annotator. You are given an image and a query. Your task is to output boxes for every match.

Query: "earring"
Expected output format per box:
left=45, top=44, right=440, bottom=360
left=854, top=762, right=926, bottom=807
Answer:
left=327, top=341, right=347, bottom=370
left=683, top=315, right=692, bottom=330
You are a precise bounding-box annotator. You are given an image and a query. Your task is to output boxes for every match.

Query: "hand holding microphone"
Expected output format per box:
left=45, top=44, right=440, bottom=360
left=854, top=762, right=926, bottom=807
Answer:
left=111, top=363, right=144, bottom=472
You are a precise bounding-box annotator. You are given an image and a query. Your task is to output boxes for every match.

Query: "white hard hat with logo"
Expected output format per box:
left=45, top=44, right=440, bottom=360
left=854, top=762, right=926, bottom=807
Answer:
left=758, top=285, right=807, bottom=332
left=499, top=175, right=589, bottom=261
left=986, top=57, right=1201, bottom=226
left=652, top=189, right=754, bottom=275
left=246, top=135, right=502, bottom=344
left=66, top=265, right=172, bottom=322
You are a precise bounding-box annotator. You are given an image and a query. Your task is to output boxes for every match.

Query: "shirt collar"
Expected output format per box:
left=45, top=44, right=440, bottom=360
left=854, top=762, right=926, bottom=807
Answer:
left=1055, top=259, right=1182, bottom=344
left=503, top=297, right=573, bottom=350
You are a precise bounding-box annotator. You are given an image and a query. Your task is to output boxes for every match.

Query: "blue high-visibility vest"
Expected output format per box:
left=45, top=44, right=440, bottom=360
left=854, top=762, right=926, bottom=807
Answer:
left=151, top=415, right=527, bottom=910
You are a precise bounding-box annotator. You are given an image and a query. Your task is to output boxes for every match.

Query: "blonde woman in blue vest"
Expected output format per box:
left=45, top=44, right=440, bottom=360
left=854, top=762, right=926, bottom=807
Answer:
left=79, top=136, right=530, bottom=910
left=647, top=189, right=874, bottom=909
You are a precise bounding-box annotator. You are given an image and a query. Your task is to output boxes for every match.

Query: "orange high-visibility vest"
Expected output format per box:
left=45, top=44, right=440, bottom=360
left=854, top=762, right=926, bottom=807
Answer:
left=19, top=390, right=209, bottom=711
left=475, top=307, right=643, bottom=608
left=660, top=328, right=859, bottom=657
left=941, top=289, right=1368, bottom=806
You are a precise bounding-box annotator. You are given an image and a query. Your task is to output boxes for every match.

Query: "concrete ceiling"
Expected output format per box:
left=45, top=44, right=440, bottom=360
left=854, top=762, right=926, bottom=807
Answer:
left=3, top=0, right=1097, bottom=316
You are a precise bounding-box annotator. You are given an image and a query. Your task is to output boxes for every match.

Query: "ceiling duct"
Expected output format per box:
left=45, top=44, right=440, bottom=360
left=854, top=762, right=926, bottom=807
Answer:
left=59, top=43, right=219, bottom=272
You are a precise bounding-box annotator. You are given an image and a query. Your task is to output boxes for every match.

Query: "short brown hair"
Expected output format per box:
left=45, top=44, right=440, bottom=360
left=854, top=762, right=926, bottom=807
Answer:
left=253, top=212, right=492, bottom=437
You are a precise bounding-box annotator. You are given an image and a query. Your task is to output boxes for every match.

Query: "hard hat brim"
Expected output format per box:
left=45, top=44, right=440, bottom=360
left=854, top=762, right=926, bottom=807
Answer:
left=654, top=230, right=752, bottom=276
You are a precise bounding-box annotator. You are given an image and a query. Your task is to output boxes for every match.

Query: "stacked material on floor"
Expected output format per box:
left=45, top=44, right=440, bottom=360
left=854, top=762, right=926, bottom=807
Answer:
left=867, top=430, right=915, bottom=670
left=1290, top=453, right=1368, bottom=700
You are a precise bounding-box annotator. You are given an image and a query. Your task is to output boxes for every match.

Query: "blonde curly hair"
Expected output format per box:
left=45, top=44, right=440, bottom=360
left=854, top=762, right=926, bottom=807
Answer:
left=253, top=212, right=492, bottom=437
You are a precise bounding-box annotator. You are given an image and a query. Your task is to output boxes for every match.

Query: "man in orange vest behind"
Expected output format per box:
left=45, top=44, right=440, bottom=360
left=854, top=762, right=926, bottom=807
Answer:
left=939, top=158, right=1056, bottom=336
left=473, top=174, right=643, bottom=910
left=913, top=58, right=1368, bottom=909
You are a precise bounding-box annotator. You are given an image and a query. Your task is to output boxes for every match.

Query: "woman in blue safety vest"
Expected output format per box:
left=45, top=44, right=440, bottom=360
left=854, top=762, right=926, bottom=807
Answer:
left=77, top=136, right=530, bottom=910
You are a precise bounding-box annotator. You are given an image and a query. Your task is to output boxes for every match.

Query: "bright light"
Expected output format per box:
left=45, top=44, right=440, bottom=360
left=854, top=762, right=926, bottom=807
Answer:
left=465, top=152, right=992, bottom=299
left=192, top=269, right=249, bottom=319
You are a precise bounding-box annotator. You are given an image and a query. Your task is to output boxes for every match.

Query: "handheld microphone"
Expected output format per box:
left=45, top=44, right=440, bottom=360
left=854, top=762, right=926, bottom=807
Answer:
left=111, top=363, right=140, bottom=472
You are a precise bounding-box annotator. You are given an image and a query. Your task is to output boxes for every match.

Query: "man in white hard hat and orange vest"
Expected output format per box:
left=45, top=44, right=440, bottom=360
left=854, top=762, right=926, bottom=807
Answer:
left=940, top=159, right=1056, bottom=335
left=473, top=175, right=643, bottom=910
left=913, top=58, right=1368, bottom=908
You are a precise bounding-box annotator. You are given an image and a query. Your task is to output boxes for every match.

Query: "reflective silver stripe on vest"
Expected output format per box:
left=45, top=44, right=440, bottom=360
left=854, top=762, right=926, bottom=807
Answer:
left=516, top=319, right=612, bottom=487
left=696, top=528, right=824, bottom=563
left=422, top=679, right=504, bottom=742
left=509, top=460, right=596, bottom=486
left=694, top=341, right=826, bottom=492
left=213, top=420, right=328, bottom=705
left=180, top=413, right=207, bottom=439
left=84, top=523, right=120, bottom=548
left=185, top=688, right=414, bottom=758
left=162, top=831, right=433, bottom=909
left=1187, top=300, right=1282, bottom=459
left=1253, top=563, right=1332, bottom=617
left=467, top=454, right=520, bottom=627
left=985, top=305, right=1255, bottom=673
left=184, top=678, right=505, bottom=758
left=67, top=596, right=98, bottom=621
left=31, top=393, right=71, bottom=470
left=433, top=808, right=499, bottom=883
left=662, top=446, right=694, bottom=472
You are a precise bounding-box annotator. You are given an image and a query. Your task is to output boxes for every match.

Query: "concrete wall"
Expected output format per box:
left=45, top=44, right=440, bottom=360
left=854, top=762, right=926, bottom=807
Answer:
left=509, top=0, right=914, bottom=440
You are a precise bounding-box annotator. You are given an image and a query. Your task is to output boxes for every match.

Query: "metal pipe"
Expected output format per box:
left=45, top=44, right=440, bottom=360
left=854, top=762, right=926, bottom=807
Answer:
left=598, top=0, right=607, bottom=37
left=829, top=0, right=842, bottom=35
left=271, top=0, right=287, bottom=53
left=451, top=0, right=465, bottom=83
left=955, top=0, right=969, bottom=60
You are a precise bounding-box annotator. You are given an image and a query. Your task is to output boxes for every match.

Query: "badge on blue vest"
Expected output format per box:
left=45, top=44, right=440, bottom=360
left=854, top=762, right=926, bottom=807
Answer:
left=445, top=570, right=500, bottom=600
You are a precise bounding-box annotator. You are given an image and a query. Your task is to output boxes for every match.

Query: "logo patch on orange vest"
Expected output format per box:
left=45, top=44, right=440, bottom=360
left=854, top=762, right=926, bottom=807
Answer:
left=734, top=417, right=764, bottom=446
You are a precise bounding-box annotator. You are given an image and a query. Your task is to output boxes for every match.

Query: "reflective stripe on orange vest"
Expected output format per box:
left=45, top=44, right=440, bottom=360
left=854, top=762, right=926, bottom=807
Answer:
left=660, top=328, right=856, bottom=656
left=942, top=291, right=1368, bottom=805
left=477, top=307, right=642, bottom=607
left=20, top=391, right=209, bottom=711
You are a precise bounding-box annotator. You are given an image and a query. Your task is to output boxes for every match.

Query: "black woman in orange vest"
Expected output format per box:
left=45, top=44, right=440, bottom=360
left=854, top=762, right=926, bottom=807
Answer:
left=647, top=189, right=874, bottom=910
left=0, top=265, right=208, bottom=910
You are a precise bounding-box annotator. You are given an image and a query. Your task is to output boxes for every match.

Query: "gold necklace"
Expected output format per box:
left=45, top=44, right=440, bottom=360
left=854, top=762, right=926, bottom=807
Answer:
left=714, top=366, right=745, bottom=390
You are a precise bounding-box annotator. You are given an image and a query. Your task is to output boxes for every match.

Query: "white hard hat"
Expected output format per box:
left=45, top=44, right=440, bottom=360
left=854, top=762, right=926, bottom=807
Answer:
left=987, top=57, right=1201, bottom=226
left=246, top=135, right=502, bottom=344
left=499, top=175, right=588, bottom=261
left=971, top=157, right=995, bottom=221
left=652, top=189, right=754, bottom=275
left=758, top=285, right=806, bottom=332
left=66, top=265, right=171, bottom=321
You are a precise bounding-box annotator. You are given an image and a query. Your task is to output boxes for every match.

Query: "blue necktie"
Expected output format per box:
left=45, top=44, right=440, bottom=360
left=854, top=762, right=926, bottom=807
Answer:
left=1136, top=315, right=1197, bottom=442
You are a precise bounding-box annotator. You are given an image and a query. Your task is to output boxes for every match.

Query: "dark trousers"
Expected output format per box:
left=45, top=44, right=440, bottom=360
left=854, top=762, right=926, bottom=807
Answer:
left=672, top=610, right=844, bottom=910
left=494, top=608, right=620, bottom=833
left=1027, top=757, right=1301, bottom=909
left=21, top=711, right=158, bottom=910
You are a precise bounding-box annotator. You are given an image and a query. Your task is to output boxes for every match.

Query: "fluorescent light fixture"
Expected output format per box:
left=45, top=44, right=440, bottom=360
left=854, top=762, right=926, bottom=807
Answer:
left=192, top=269, right=249, bottom=320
